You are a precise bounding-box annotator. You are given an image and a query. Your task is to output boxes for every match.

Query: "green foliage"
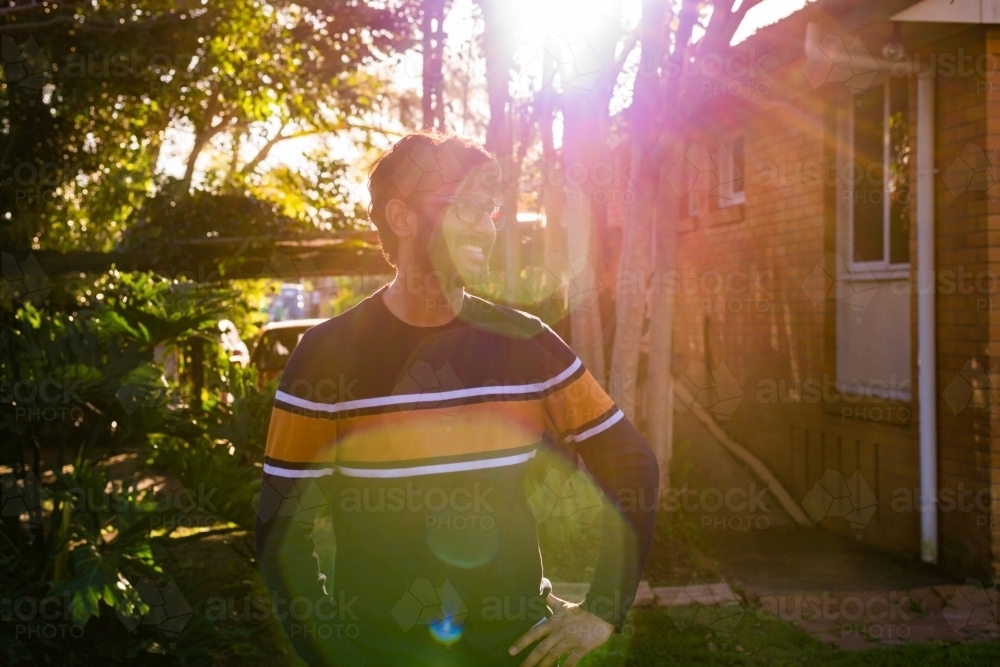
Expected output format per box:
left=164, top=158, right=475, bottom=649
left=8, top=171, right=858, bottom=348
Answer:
left=146, top=362, right=277, bottom=530
left=468, top=266, right=572, bottom=326
left=0, top=272, right=236, bottom=465
left=122, top=190, right=317, bottom=258
left=328, top=275, right=391, bottom=315
left=1, top=0, right=420, bottom=250
left=0, top=270, right=242, bottom=664
left=47, top=461, right=163, bottom=625
left=249, top=151, right=370, bottom=231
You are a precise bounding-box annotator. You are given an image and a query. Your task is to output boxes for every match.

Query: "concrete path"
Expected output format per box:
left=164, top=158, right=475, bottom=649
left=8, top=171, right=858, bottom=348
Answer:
left=660, top=411, right=999, bottom=649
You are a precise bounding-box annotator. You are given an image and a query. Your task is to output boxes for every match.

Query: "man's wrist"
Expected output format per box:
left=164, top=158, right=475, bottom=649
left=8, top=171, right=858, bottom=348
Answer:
left=581, top=589, right=632, bottom=632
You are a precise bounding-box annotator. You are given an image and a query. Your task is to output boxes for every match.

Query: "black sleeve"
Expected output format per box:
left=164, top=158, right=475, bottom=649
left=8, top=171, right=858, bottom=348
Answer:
left=537, top=325, right=659, bottom=631
left=255, top=474, right=367, bottom=666
left=575, top=418, right=659, bottom=631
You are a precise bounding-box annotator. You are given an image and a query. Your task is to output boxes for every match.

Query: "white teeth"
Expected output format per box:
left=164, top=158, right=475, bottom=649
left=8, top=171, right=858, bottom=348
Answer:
left=459, top=243, right=484, bottom=257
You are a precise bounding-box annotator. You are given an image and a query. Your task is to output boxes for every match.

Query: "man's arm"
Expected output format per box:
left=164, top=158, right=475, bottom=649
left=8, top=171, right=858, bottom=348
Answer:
left=255, top=400, right=366, bottom=667
left=571, top=407, right=659, bottom=629
left=538, top=327, right=660, bottom=631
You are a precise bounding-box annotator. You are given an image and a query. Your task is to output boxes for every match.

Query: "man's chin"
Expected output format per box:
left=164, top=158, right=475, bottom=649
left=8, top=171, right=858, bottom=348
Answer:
left=455, top=259, right=491, bottom=286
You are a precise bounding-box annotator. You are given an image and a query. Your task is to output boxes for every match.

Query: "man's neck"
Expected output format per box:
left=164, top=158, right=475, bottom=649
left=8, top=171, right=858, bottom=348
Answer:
left=382, top=265, right=465, bottom=327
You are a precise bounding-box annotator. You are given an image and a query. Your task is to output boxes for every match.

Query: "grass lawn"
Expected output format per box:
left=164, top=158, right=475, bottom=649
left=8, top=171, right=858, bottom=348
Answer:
left=581, top=607, right=999, bottom=667
left=159, top=514, right=999, bottom=666
left=163, top=531, right=304, bottom=666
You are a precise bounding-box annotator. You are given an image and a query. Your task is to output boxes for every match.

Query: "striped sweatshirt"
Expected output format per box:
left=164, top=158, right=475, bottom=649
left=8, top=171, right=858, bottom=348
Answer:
left=255, top=286, right=658, bottom=667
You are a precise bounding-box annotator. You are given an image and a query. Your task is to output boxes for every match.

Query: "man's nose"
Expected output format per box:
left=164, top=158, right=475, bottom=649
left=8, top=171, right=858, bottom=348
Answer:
left=476, top=209, right=495, bottom=233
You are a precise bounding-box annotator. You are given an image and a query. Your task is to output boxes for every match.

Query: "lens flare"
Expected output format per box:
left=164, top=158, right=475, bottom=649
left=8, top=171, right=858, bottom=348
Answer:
left=425, top=510, right=502, bottom=568
left=429, top=615, right=464, bottom=646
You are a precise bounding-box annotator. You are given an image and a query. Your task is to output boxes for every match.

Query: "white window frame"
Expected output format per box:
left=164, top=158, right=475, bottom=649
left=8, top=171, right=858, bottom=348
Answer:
left=846, top=79, right=910, bottom=280
left=717, top=136, right=746, bottom=208
left=834, top=83, right=913, bottom=403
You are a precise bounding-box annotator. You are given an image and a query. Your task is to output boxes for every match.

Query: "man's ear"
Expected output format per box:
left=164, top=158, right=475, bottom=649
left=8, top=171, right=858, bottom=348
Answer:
left=384, top=199, right=417, bottom=240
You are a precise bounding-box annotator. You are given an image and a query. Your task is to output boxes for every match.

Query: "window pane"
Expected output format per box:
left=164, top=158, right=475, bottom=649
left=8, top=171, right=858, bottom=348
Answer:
left=853, top=85, right=884, bottom=263
left=888, top=80, right=910, bottom=264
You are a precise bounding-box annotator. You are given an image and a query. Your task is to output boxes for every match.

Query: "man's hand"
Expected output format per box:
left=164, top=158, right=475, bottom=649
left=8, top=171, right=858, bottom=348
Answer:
left=508, top=594, right=614, bottom=667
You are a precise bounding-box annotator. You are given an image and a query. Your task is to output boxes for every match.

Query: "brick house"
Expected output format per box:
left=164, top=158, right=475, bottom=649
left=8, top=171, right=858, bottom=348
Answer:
left=657, top=0, right=999, bottom=579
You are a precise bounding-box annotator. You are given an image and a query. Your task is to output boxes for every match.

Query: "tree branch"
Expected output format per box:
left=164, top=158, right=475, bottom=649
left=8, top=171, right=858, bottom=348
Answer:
left=700, top=0, right=766, bottom=54
left=0, top=15, right=82, bottom=33
left=239, top=121, right=291, bottom=176
left=183, top=92, right=227, bottom=184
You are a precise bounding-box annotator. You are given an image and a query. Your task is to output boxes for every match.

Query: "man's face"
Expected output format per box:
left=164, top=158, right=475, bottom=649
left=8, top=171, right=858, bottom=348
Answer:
left=413, top=181, right=499, bottom=286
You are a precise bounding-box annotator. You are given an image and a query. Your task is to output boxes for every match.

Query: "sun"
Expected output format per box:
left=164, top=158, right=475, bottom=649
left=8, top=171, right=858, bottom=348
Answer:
left=509, top=0, right=640, bottom=45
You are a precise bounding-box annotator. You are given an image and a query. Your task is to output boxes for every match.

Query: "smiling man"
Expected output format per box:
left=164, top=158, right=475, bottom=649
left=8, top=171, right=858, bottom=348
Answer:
left=256, top=133, right=658, bottom=667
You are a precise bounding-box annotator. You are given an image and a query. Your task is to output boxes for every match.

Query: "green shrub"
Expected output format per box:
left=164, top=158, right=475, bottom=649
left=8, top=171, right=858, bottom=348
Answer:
left=146, top=362, right=277, bottom=531
left=1, top=271, right=241, bottom=664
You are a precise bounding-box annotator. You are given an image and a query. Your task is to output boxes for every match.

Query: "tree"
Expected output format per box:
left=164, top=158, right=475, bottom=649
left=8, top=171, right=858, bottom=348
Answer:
left=477, top=0, right=519, bottom=301
left=1, top=0, right=419, bottom=251
left=549, top=0, right=629, bottom=387
left=421, top=0, right=450, bottom=131
left=610, top=0, right=763, bottom=489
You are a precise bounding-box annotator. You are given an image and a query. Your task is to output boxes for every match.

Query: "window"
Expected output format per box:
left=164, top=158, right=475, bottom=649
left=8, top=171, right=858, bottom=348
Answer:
left=717, top=136, right=746, bottom=207
left=849, top=80, right=910, bottom=271
left=835, top=77, right=912, bottom=402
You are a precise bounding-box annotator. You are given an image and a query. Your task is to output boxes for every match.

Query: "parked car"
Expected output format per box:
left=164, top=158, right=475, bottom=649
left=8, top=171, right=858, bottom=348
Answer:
left=267, top=283, right=307, bottom=321
left=249, top=318, right=326, bottom=381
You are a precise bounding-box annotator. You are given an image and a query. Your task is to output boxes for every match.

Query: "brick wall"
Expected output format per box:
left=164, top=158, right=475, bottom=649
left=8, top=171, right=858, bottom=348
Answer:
left=664, top=24, right=995, bottom=578
left=931, top=27, right=993, bottom=579
left=986, top=25, right=1000, bottom=581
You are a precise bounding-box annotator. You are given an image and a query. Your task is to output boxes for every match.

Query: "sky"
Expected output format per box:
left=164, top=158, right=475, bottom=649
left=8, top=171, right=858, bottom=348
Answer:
left=157, top=0, right=814, bottom=207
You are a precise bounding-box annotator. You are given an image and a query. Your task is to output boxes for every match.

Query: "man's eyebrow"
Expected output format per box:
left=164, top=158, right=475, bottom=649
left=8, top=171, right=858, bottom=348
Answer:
left=457, top=187, right=498, bottom=202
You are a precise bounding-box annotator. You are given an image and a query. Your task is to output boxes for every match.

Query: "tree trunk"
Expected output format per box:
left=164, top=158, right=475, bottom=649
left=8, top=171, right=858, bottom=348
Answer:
left=624, top=0, right=759, bottom=484
left=552, top=0, right=622, bottom=386
left=421, top=0, right=448, bottom=131
left=479, top=0, right=518, bottom=301
left=540, top=49, right=565, bottom=262
left=646, top=161, right=678, bottom=490
left=608, top=0, right=667, bottom=420
left=562, top=104, right=607, bottom=386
